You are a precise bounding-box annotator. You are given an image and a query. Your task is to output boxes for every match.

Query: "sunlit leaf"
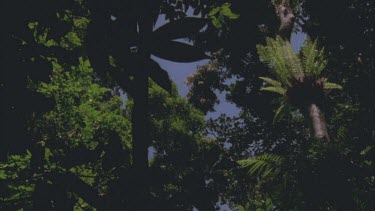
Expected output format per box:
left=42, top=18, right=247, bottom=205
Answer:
left=221, top=5, right=240, bottom=19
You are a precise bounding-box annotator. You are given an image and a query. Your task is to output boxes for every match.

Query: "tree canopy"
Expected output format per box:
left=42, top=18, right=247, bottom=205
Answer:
left=1, top=0, right=374, bottom=210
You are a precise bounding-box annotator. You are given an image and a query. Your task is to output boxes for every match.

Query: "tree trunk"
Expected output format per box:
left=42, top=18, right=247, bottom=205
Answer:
left=129, top=2, right=153, bottom=209
left=278, top=4, right=295, bottom=41
left=306, top=103, right=330, bottom=142
left=132, top=71, right=149, bottom=170
left=276, top=2, right=331, bottom=142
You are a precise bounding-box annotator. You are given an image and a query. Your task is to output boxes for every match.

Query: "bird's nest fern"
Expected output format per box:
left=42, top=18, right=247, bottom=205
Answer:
left=257, top=36, right=342, bottom=122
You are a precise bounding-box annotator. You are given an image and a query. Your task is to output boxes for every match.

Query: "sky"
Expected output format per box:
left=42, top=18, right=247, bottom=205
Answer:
left=152, top=14, right=307, bottom=120
left=151, top=14, right=306, bottom=211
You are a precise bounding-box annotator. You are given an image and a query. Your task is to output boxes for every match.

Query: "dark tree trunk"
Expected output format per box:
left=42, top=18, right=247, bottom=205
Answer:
left=306, top=103, right=330, bottom=142
left=129, top=2, right=153, bottom=209
left=131, top=68, right=150, bottom=195
left=131, top=52, right=150, bottom=173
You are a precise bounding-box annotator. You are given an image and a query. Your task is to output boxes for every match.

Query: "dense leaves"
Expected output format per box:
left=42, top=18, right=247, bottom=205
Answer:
left=1, top=0, right=374, bottom=210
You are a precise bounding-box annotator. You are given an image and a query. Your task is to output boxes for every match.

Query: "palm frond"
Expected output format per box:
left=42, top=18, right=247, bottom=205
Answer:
left=238, top=154, right=284, bottom=177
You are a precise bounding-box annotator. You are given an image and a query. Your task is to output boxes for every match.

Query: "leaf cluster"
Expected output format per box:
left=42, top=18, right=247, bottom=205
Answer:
left=208, top=3, right=240, bottom=29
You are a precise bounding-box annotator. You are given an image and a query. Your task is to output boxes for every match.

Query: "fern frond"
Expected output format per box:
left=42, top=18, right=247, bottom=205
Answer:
left=257, top=36, right=304, bottom=86
left=257, top=40, right=287, bottom=85
left=238, top=154, right=284, bottom=177
left=273, top=103, right=287, bottom=123
left=278, top=36, right=304, bottom=80
left=323, top=82, right=343, bottom=90
left=260, top=86, right=286, bottom=95
left=259, top=77, right=282, bottom=87
left=299, top=37, right=328, bottom=78
left=336, top=126, right=346, bottom=141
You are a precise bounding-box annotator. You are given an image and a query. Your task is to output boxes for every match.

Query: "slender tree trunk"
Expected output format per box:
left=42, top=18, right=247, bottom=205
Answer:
left=306, top=103, right=330, bottom=142
left=131, top=68, right=149, bottom=183
left=129, top=1, right=153, bottom=208
left=129, top=58, right=150, bottom=211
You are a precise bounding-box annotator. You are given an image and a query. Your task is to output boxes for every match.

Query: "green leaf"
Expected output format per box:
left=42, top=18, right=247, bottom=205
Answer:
left=153, top=17, right=208, bottom=41
left=211, top=17, right=222, bottom=28
left=238, top=205, right=246, bottom=211
left=254, top=200, right=262, bottom=207
left=0, top=170, right=6, bottom=179
left=245, top=202, right=251, bottom=210
left=260, top=86, right=286, bottom=95
left=26, top=150, right=32, bottom=156
left=148, top=59, right=172, bottom=93
left=263, top=167, right=274, bottom=177
left=336, top=126, right=346, bottom=141
left=238, top=154, right=284, bottom=178
left=266, top=198, right=272, bottom=206
left=259, top=77, right=283, bottom=87
left=273, top=103, right=287, bottom=123
left=208, top=7, right=220, bottom=17
left=257, top=36, right=304, bottom=86
left=221, top=6, right=240, bottom=19
left=323, top=82, right=343, bottom=90
left=299, top=37, right=327, bottom=78
left=151, top=41, right=210, bottom=63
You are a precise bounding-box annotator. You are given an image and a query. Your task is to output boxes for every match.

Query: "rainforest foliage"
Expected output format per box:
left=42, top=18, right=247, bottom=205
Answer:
left=1, top=0, right=374, bottom=210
